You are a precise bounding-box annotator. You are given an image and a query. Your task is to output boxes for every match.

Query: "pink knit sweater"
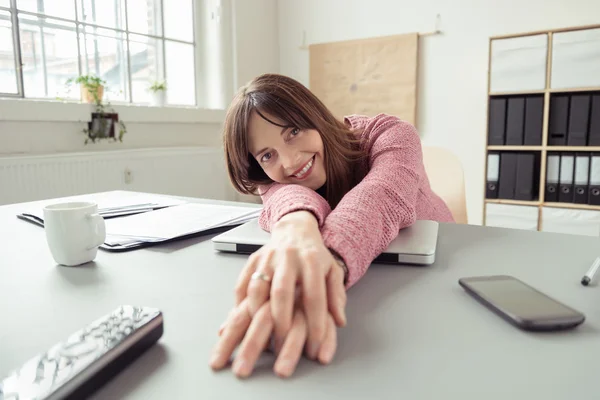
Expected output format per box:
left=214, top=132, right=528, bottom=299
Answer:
left=258, top=114, right=455, bottom=288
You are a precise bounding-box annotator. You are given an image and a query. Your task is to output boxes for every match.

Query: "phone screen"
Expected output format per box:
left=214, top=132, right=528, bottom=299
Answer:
left=463, top=276, right=580, bottom=320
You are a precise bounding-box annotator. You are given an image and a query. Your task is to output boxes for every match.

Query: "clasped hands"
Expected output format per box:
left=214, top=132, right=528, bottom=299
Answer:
left=209, top=211, right=348, bottom=378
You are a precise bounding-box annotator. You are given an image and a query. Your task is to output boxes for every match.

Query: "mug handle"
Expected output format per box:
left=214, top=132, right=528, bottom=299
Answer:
left=86, top=213, right=106, bottom=250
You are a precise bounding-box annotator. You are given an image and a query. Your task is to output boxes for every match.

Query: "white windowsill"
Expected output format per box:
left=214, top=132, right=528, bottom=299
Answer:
left=0, top=98, right=226, bottom=124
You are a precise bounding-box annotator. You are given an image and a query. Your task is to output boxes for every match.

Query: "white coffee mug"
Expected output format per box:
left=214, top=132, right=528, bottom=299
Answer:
left=43, top=201, right=106, bottom=266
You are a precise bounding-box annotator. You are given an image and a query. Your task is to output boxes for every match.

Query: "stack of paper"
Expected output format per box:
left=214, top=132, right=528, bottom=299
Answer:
left=103, top=203, right=262, bottom=246
left=19, top=191, right=187, bottom=221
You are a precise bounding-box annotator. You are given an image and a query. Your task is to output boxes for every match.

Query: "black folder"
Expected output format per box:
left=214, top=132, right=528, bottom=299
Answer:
left=589, top=95, right=600, bottom=146
left=558, top=153, right=575, bottom=203
left=514, top=153, right=538, bottom=201
left=567, top=95, right=591, bottom=146
left=523, top=96, right=544, bottom=145
left=498, top=153, right=518, bottom=199
left=549, top=95, right=570, bottom=146
left=486, top=153, right=500, bottom=199
left=505, top=97, right=525, bottom=145
left=545, top=154, right=560, bottom=203
left=574, top=154, right=590, bottom=204
left=589, top=155, right=600, bottom=205
left=488, top=98, right=506, bottom=145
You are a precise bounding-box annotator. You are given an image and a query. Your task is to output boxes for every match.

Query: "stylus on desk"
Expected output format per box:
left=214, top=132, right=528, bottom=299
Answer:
left=581, top=257, right=600, bottom=286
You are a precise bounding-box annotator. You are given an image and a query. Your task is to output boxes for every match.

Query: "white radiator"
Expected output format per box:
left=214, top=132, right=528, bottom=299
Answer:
left=0, top=147, right=234, bottom=206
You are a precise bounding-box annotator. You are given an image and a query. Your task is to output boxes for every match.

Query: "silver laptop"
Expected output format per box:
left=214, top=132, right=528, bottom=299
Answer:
left=212, top=219, right=439, bottom=265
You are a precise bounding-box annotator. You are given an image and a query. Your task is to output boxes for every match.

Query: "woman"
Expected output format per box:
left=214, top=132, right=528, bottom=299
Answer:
left=210, top=73, right=455, bottom=378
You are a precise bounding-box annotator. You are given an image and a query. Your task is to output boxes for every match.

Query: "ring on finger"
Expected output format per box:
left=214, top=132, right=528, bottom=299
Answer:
left=251, top=271, right=272, bottom=283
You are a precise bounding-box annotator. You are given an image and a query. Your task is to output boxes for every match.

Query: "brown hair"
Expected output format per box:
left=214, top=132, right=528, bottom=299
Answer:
left=223, top=73, right=367, bottom=208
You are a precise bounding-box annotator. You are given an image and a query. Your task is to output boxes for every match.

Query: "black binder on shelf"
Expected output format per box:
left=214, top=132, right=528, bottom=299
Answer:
left=523, top=95, right=544, bottom=145
left=498, top=153, right=518, bottom=199
left=488, top=98, right=506, bottom=145
left=545, top=154, right=560, bottom=202
left=589, top=94, right=600, bottom=146
left=574, top=154, right=590, bottom=204
left=549, top=95, right=570, bottom=146
left=505, top=97, right=525, bottom=145
left=567, top=94, right=591, bottom=146
left=486, top=153, right=500, bottom=199
left=589, top=155, right=600, bottom=205
left=558, top=153, right=575, bottom=203
left=514, top=153, right=537, bottom=201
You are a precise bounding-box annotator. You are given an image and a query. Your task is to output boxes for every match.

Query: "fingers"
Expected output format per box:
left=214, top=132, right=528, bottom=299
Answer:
left=317, top=314, right=337, bottom=365
left=274, top=308, right=307, bottom=378
left=210, top=299, right=252, bottom=370
left=270, top=249, right=299, bottom=352
left=247, top=249, right=275, bottom=316
left=235, top=251, right=260, bottom=306
left=232, top=302, right=274, bottom=378
left=326, top=262, right=347, bottom=327
left=301, top=252, right=327, bottom=360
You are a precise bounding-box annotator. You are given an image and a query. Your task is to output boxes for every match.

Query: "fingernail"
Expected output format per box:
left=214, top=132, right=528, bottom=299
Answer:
left=320, top=347, right=335, bottom=364
left=275, top=360, right=294, bottom=378
left=234, top=359, right=251, bottom=378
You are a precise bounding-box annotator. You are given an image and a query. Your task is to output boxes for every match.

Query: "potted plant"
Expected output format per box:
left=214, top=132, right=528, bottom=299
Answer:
left=83, top=99, right=127, bottom=144
left=66, top=75, right=106, bottom=104
left=149, top=80, right=167, bottom=107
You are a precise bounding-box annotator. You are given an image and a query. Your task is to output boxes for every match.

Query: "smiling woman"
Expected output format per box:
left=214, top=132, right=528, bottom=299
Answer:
left=215, top=73, right=455, bottom=379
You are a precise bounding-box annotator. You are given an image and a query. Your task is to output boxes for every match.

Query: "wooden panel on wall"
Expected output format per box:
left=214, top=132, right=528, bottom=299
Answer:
left=309, top=33, right=419, bottom=126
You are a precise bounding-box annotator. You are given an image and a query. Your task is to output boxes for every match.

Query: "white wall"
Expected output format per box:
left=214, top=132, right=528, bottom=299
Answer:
left=277, top=0, right=600, bottom=225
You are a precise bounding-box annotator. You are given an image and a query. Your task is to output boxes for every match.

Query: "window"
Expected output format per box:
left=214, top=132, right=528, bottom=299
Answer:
left=0, top=0, right=196, bottom=106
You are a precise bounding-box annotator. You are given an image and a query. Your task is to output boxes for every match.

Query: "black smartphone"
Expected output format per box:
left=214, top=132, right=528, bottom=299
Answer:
left=459, top=275, right=585, bottom=331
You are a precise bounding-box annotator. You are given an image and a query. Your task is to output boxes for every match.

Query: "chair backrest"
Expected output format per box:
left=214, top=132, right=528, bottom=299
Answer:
left=422, top=146, right=468, bottom=224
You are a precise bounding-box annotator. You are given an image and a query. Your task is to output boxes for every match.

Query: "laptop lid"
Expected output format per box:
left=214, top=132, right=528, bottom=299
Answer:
left=212, top=219, right=439, bottom=265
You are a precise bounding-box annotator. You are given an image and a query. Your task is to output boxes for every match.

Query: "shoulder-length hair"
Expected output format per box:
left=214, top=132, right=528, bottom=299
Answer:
left=223, top=73, right=366, bottom=208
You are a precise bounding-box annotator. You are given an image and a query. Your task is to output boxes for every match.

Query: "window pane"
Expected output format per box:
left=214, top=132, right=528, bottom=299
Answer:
left=129, top=33, right=162, bottom=103
left=19, top=17, right=45, bottom=97
left=17, top=0, right=76, bottom=19
left=0, top=0, right=10, bottom=7
left=127, top=0, right=161, bottom=36
left=78, top=0, right=126, bottom=30
left=165, top=40, right=194, bottom=105
left=164, top=0, right=193, bottom=42
left=19, top=16, right=78, bottom=98
left=79, top=27, right=128, bottom=101
left=0, top=11, right=17, bottom=94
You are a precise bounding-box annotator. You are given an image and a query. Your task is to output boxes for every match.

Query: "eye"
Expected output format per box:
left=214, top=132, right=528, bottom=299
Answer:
left=290, top=128, right=300, bottom=136
left=260, top=152, right=272, bottom=163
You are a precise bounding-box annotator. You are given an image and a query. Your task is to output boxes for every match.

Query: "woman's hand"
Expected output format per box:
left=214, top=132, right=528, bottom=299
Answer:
left=210, top=298, right=338, bottom=378
left=234, top=211, right=347, bottom=359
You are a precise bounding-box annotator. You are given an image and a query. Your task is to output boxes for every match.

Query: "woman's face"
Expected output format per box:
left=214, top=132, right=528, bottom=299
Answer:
left=247, top=111, right=326, bottom=190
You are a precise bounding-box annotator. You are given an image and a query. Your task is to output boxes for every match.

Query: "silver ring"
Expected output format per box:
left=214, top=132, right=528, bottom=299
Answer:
left=251, top=271, right=271, bottom=283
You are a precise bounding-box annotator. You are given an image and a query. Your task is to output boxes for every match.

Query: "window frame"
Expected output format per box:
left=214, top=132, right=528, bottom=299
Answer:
left=0, top=0, right=198, bottom=107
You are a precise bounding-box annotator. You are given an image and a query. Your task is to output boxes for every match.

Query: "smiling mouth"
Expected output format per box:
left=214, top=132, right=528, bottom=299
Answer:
left=291, top=156, right=315, bottom=179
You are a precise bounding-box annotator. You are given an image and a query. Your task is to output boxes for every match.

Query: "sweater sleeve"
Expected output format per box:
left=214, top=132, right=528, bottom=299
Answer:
left=257, top=183, right=332, bottom=232
left=321, top=115, right=423, bottom=288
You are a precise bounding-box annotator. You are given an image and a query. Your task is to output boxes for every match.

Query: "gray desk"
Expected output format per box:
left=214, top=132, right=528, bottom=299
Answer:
left=1, top=192, right=599, bottom=399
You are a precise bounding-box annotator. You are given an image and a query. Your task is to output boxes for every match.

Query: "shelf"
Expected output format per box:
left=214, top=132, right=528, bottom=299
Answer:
left=489, top=23, right=600, bottom=40
left=549, top=86, right=600, bottom=94
left=486, top=199, right=540, bottom=206
left=543, top=202, right=600, bottom=211
left=488, top=90, right=545, bottom=96
left=487, top=146, right=542, bottom=151
left=547, top=146, right=600, bottom=152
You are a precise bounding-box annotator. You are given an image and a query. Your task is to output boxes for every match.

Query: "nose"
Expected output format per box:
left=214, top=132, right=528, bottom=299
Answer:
left=279, top=149, right=301, bottom=175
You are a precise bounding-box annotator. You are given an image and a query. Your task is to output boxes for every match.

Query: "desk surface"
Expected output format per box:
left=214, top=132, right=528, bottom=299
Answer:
left=1, top=192, right=599, bottom=399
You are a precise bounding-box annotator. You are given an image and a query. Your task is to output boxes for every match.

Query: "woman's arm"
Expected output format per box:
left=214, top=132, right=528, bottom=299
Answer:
left=321, top=115, right=430, bottom=288
left=257, top=183, right=332, bottom=232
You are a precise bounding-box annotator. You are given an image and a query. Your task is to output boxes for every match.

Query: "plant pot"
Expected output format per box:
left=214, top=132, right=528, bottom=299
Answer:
left=81, top=84, right=104, bottom=104
left=151, top=91, right=166, bottom=107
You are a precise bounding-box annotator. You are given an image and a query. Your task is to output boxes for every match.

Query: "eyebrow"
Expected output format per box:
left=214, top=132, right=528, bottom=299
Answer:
left=251, top=126, right=291, bottom=158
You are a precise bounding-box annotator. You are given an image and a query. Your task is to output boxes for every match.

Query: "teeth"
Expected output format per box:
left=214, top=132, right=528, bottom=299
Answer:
left=295, top=158, right=313, bottom=178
